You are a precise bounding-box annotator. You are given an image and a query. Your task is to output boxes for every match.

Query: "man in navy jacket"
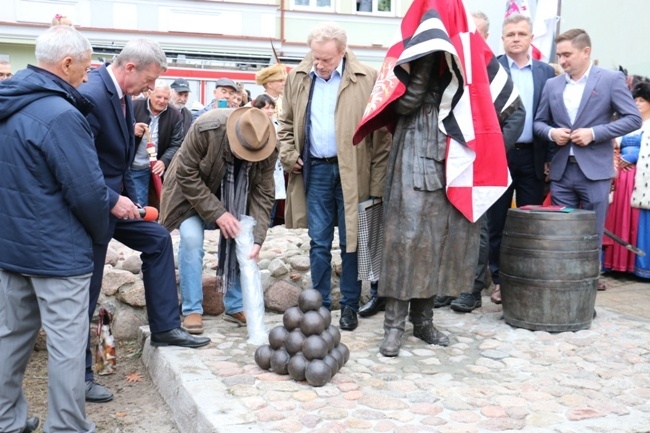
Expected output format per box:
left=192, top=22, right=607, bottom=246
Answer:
left=79, top=38, right=210, bottom=404
left=0, top=26, right=108, bottom=433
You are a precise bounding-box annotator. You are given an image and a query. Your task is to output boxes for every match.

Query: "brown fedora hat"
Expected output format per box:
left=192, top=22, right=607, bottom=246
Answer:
left=226, top=107, right=277, bottom=162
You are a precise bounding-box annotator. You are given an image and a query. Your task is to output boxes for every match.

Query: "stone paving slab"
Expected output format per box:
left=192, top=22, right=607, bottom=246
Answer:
left=141, top=282, right=650, bottom=433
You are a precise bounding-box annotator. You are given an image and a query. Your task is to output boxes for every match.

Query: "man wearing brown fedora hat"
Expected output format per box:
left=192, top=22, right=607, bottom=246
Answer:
left=160, top=107, right=277, bottom=333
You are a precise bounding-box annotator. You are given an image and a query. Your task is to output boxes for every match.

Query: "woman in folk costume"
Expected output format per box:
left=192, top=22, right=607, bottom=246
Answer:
left=602, top=93, right=643, bottom=273
left=629, top=82, right=650, bottom=278
left=353, top=0, right=521, bottom=357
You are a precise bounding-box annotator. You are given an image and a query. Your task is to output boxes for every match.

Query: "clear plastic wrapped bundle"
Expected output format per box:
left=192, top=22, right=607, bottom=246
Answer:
left=235, top=215, right=268, bottom=345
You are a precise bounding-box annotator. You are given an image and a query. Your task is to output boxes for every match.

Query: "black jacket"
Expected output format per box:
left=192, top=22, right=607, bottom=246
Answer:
left=133, top=99, right=184, bottom=168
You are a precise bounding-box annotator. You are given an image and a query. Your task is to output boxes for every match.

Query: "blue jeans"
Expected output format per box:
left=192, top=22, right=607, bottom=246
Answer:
left=131, top=168, right=150, bottom=206
left=178, top=215, right=242, bottom=315
left=306, top=160, right=362, bottom=311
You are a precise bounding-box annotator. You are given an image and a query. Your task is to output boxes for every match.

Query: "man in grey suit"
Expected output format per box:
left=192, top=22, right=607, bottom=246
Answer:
left=534, top=29, right=641, bottom=262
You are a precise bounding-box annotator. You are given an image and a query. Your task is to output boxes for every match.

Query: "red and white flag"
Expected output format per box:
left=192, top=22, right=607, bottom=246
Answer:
left=505, top=0, right=531, bottom=18
left=353, top=0, right=519, bottom=222
left=532, top=0, right=559, bottom=62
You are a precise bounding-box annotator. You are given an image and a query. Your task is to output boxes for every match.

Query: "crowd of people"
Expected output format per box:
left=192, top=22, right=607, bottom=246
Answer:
left=0, top=0, right=648, bottom=430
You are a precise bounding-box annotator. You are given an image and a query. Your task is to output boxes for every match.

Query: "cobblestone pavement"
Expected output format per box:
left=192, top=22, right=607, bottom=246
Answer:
left=142, top=273, right=650, bottom=433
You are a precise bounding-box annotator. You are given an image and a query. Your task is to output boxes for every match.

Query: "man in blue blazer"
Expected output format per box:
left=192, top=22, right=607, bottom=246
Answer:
left=486, top=14, right=556, bottom=307
left=534, top=29, right=641, bottom=258
left=79, top=39, right=210, bottom=403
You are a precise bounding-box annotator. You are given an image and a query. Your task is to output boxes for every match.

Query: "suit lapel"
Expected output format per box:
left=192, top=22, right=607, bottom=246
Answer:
left=551, top=76, right=571, bottom=126
left=100, top=66, right=130, bottom=143
left=123, top=96, right=135, bottom=163
left=574, top=67, right=600, bottom=126
left=531, top=61, right=544, bottom=118
left=99, top=65, right=132, bottom=162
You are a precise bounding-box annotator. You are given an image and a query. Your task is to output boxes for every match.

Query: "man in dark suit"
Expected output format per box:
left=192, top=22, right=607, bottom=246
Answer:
left=79, top=38, right=210, bottom=404
left=448, top=11, right=528, bottom=313
left=534, top=29, right=641, bottom=270
left=475, top=14, right=556, bottom=308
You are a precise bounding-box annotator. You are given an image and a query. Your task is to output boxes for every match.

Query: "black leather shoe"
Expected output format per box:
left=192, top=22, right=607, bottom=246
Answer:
left=85, top=380, right=113, bottom=403
left=151, top=328, right=211, bottom=348
left=339, top=305, right=358, bottom=331
left=22, top=417, right=39, bottom=433
left=433, top=295, right=456, bottom=308
left=358, top=296, right=386, bottom=318
left=450, top=292, right=482, bottom=313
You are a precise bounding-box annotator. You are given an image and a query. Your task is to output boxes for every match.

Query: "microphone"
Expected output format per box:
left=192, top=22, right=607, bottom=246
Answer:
left=138, top=206, right=159, bottom=221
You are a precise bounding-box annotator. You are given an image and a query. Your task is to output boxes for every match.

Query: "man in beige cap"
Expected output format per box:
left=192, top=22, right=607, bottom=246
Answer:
left=255, top=63, right=287, bottom=119
left=160, top=107, right=277, bottom=333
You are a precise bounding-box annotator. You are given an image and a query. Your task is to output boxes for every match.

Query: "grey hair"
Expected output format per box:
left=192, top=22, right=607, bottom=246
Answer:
left=35, top=25, right=92, bottom=65
left=502, top=13, right=532, bottom=33
left=471, top=11, right=490, bottom=33
left=113, top=38, right=168, bottom=72
left=307, top=22, right=347, bottom=53
left=0, top=59, right=10, bottom=66
left=153, top=79, right=171, bottom=91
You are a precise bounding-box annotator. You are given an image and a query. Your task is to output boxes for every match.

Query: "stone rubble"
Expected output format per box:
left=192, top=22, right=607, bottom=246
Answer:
left=98, top=226, right=355, bottom=339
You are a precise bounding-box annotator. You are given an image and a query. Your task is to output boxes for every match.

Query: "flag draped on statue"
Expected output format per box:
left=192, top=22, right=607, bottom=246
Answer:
left=532, top=0, right=559, bottom=62
left=353, top=0, right=519, bottom=222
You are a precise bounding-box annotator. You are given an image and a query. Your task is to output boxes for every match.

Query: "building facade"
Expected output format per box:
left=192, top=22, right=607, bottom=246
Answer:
left=1, top=0, right=648, bottom=104
left=0, top=0, right=411, bottom=104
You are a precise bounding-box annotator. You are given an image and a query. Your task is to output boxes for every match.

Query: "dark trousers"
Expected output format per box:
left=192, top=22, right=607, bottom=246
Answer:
left=471, top=215, right=489, bottom=295
left=85, top=218, right=180, bottom=381
left=488, top=148, right=545, bottom=284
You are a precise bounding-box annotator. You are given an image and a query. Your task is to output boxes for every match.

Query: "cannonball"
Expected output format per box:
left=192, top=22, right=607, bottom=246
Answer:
left=323, top=354, right=339, bottom=376
left=288, top=352, right=308, bottom=381
left=285, top=329, right=305, bottom=355
left=302, top=335, right=328, bottom=360
left=254, top=344, right=274, bottom=370
left=330, top=346, right=344, bottom=370
left=269, top=348, right=290, bottom=375
left=338, top=342, right=350, bottom=364
left=268, top=325, right=289, bottom=350
left=327, top=326, right=341, bottom=346
left=283, top=306, right=303, bottom=331
left=300, top=310, right=326, bottom=336
left=318, top=306, right=332, bottom=329
left=305, top=359, right=332, bottom=387
left=298, top=289, right=323, bottom=313
left=321, top=329, right=335, bottom=352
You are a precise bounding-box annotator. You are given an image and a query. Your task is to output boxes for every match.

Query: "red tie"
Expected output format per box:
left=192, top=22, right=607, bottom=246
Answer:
left=120, top=97, right=126, bottom=117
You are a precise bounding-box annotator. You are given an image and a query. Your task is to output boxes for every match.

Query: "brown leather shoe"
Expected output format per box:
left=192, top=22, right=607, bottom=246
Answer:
left=182, top=313, right=204, bottom=335
left=224, top=311, right=246, bottom=327
left=490, top=284, right=502, bottom=304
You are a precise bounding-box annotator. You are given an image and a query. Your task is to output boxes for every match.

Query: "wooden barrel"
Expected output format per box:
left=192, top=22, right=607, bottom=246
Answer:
left=500, top=208, right=599, bottom=332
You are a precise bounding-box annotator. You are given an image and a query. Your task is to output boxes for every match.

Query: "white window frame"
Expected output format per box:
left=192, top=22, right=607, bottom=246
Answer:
left=291, top=0, right=335, bottom=12
left=356, top=0, right=395, bottom=15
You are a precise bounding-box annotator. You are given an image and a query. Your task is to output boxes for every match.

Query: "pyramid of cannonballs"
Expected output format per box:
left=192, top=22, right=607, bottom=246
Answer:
left=254, top=288, right=350, bottom=387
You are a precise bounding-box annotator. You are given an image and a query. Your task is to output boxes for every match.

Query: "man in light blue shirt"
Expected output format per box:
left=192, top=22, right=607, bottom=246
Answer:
left=278, top=22, right=391, bottom=331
